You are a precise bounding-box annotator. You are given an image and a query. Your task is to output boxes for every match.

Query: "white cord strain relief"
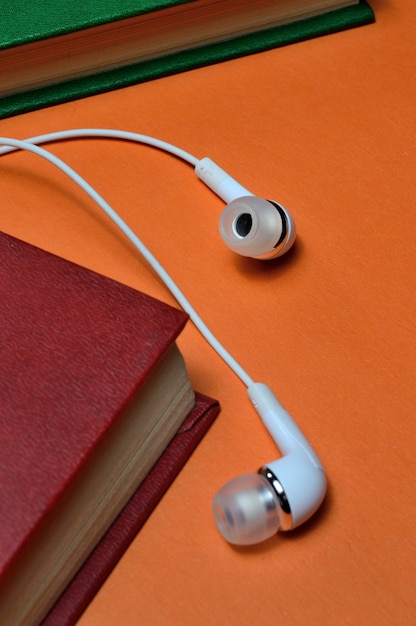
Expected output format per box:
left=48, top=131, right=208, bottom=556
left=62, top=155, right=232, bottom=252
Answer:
left=195, top=157, right=253, bottom=204
left=247, top=383, right=324, bottom=470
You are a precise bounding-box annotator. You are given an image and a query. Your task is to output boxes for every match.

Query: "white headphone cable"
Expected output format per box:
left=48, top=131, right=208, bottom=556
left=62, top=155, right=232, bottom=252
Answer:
left=0, top=128, right=199, bottom=166
left=0, top=134, right=330, bottom=546
left=0, top=135, right=254, bottom=388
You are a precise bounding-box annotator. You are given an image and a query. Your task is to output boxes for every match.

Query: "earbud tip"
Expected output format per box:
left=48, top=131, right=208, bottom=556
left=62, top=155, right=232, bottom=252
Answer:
left=218, top=197, right=296, bottom=260
left=212, top=473, right=281, bottom=545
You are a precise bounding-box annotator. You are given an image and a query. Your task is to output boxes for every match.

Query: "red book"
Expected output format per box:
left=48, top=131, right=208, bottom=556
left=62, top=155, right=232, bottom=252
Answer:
left=0, top=231, right=219, bottom=626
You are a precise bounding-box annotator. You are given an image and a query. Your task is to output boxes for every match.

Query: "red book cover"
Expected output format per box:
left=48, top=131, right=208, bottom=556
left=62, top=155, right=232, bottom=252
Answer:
left=0, top=231, right=219, bottom=625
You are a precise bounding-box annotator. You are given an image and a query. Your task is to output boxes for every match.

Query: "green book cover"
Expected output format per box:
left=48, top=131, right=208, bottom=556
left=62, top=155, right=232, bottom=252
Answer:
left=0, top=1, right=374, bottom=120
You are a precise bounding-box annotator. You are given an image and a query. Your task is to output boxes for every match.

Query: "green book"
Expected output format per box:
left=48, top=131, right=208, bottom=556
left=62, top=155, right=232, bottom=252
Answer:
left=0, top=0, right=374, bottom=120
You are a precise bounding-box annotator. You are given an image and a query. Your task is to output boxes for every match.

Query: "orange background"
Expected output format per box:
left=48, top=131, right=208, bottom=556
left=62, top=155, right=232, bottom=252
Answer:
left=1, top=1, right=415, bottom=624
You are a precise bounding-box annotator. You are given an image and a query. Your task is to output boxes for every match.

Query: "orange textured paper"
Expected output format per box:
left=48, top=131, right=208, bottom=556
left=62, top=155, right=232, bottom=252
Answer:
left=0, top=1, right=415, bottom=624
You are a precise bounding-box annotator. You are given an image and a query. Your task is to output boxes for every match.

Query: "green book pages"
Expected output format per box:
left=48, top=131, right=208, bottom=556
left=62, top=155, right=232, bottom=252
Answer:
left=0, top=1, right=374, bottom=120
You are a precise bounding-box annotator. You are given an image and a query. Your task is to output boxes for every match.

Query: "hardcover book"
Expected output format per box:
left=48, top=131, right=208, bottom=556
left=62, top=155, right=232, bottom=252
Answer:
left=0, top=230, right=219, bottom=626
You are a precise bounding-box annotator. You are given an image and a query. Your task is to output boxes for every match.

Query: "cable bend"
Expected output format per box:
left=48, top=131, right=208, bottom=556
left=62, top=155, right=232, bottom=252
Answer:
left=0, top=134, right=254, bottom=388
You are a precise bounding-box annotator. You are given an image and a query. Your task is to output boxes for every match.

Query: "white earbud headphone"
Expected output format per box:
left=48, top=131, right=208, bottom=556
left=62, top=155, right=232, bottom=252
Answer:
left=195, top=157, right=296, bottom=259
left=213, top=383, right=326, bottom=544
left=0, top=130, right=326, bottom=546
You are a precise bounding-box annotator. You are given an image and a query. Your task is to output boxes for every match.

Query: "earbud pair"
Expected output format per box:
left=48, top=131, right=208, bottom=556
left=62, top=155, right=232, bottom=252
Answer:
left=195, top=161, right=326, bottom=545
left=0, top=131, right=325, bottom=547
left=195, top=158, right=296, bottom=260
